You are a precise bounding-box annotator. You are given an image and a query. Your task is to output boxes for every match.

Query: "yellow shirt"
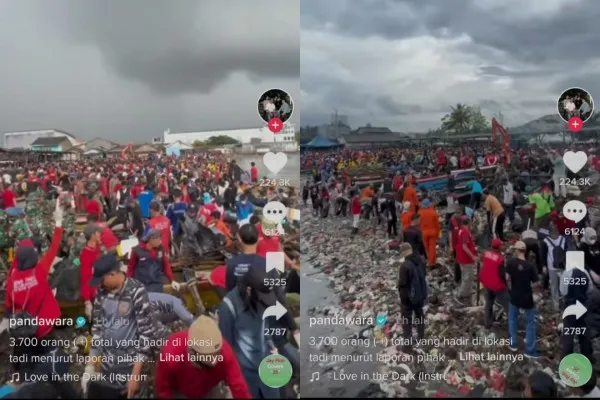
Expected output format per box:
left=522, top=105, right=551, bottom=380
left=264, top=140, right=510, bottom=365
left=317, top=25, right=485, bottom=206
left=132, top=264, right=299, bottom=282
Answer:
left=484, top=195, right=504, bottom=217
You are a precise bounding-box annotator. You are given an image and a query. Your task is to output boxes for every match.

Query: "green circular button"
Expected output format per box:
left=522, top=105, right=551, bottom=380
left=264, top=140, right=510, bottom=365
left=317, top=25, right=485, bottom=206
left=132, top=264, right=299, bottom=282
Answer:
left=259, top=354, right=293, bottom=388
left=559, top=353, right=592, bottom=387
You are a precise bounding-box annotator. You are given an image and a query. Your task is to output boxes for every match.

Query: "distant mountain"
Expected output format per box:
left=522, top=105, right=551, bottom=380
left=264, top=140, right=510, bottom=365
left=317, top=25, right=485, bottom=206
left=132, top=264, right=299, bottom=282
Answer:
left=510, top=113, right=600, bottom=134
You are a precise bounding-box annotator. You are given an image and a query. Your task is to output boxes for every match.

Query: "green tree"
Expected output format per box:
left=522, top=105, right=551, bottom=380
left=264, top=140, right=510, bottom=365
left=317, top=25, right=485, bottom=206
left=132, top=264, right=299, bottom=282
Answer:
left=441, top=104, right=490, bottom=134
left=204, top=135, right=239, bottom=146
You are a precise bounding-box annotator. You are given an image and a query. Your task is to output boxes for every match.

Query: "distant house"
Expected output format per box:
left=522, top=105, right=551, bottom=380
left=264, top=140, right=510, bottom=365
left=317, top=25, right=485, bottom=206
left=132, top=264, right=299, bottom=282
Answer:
left=30, top=137, right=73, bottom=152
left=4, top=129, right=77, bottom=150
left=106, top=143, right=158, bottom=158
left=81, top=138, right=118, bottom=152
left=342, top=126, right=409, bottom=148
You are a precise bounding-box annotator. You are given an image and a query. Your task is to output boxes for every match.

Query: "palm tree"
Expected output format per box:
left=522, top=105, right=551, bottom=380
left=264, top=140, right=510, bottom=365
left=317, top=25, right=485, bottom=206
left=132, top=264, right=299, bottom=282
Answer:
left=441, top=103, right=471, bottom=134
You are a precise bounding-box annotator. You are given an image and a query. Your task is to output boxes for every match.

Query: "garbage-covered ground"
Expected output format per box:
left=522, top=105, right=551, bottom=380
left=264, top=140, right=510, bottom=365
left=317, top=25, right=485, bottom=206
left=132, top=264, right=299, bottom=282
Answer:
left=301, top=206, right=600, bottom=398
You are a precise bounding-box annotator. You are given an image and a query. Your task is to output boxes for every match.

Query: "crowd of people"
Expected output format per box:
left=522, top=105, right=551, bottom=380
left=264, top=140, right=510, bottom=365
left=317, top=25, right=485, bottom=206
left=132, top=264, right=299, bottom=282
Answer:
left=302, top=141, right=600, bottom=397
left=0, top=151, right=300, bottom=399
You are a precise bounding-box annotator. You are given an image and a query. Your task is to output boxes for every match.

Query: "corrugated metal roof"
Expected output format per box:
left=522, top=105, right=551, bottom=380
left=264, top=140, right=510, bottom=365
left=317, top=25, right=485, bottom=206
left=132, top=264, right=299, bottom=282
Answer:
left=31, top=137, right=70, bottom=146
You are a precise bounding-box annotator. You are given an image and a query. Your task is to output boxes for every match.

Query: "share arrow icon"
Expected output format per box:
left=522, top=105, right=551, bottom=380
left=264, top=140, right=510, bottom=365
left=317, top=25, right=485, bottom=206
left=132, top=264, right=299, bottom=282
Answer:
left=262, top=301, right=288, bottom=320
left=562, top=300, right=587, bottom=320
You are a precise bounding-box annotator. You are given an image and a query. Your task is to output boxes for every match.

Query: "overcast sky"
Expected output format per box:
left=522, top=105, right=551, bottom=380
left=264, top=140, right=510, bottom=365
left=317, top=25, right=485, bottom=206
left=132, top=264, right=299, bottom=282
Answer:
left=0, top=0, right=299, bottom=144
left=301, top=0, right=600, bottom=132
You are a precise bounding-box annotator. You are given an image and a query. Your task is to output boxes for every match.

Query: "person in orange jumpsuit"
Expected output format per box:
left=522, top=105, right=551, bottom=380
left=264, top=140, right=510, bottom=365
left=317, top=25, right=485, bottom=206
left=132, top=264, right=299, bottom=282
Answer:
left=418, top=198, right=441, bottom=267
left=402, top=182, right=419, bottom=213
left=400, top=201, right=414, bottom=232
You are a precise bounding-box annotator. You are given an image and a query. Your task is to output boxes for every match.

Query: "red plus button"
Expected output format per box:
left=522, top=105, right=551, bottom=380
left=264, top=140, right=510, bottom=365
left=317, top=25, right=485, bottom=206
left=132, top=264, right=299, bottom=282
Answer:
left=568, top=116, right=583, bottom=133
left=268, top=118, right=283, bottom=133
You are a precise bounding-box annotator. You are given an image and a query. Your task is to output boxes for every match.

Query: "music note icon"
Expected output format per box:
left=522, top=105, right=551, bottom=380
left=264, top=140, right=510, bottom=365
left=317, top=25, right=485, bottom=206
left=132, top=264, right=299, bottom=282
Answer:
left=310, top=372, right=320, bottom=382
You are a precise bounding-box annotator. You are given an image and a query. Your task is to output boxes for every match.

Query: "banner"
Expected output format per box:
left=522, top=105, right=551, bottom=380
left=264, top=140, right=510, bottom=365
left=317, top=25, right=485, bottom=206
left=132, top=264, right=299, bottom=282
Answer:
left=491, top=118, right=510, bottom=166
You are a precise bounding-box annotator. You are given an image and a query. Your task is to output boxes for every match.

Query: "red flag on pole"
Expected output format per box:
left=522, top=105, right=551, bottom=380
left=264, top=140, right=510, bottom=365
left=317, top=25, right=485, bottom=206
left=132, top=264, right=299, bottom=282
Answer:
left=491, top=118, right=510, bottom=166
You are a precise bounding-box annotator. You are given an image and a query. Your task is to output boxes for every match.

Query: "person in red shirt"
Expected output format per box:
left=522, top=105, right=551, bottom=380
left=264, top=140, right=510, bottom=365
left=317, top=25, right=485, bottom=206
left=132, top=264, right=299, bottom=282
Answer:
left=87, top=214, right=120, bottom=252
left=250, top=161, right=258, bottom=183
left=2, top=183, right=17, bottom=208
left=130, top=179, right=144, bottom=200
left=85, top=197, right=102, bottom=219
left=5, top=210, right=63, bottom=372
left=147, top=201, right=171, bottom=253
left=351, top=190, right=362, bottom=235
left=392, top=172, right=403, bottom=192
left=128, top=229, right=178, bottom=293
left=79, top=224, right=103, bottom=319
left=456, top=216, right=478, bottom=304
left=485, top=153, right=498, bottom=166
left=155, top=316, right=251, bottom=399
left=479, top=239, right=509, bottom=328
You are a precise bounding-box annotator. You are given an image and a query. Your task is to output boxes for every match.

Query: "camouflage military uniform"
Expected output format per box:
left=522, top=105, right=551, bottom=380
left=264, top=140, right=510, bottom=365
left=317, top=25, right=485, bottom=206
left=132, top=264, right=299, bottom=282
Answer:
left=69, top=232, right=87, bottom=261
left=25, top=188, right=44, bottom=218
left=9, top=218, right=33, bottom=244
left=61, top=193, right=76, bottom=236
left=91, top=278, right=168, bottom=389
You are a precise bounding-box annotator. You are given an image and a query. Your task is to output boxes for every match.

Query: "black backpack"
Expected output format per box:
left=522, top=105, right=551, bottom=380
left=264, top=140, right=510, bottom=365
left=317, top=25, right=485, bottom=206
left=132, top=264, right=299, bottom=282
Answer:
left=549, top=237, right=566, bottom=270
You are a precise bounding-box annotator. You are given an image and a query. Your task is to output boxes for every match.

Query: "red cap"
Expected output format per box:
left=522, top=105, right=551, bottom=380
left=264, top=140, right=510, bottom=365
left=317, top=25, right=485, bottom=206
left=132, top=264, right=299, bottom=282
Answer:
left=491, top=239, right=503, bottom=249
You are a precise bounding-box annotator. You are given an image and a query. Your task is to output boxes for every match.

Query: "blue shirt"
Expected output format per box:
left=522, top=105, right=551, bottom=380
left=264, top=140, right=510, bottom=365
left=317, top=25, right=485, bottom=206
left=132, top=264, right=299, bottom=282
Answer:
left=236, top=201, right=255, bottom=220
left=467, top=180, right=483, bottom=194
left=138, top=191, right=154, bottom=218
left=166, top=201, right=187, bottom=233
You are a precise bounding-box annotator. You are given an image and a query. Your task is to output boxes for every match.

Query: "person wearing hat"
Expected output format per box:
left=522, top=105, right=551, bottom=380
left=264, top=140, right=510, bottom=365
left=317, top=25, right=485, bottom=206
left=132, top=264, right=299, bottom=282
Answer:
left=219, top=265, right=298, bottom=399
left=155, top=316, right=251, bottom=399
left=418, top=198, right=440, bottom=267
left=397, top=242, right=427, bottom=350
left=128, top=228, right=179, bottom=293
left=146, top=200, right=171, bottom=253
left=83, top=253, right=168, bottom=398
left=79, top=223, right=105, bottom=319
left=87, top=213, right=119, bottom=252
left=506, top=240, right=539, bottom=358
left=479, top=239, right=509, bottom=329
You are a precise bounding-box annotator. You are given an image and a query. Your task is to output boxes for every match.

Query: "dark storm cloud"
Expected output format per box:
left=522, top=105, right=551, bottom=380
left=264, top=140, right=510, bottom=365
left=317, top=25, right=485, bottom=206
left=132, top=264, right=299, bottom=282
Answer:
left=35, top=0, right=299, bottom=95
left=375, top=96, right=422, bottom=116
left=303, top=0, right=600, bottom=64
left=0, top=0, right=299, bottom=142
left=301, top=0, right=600, bottom=131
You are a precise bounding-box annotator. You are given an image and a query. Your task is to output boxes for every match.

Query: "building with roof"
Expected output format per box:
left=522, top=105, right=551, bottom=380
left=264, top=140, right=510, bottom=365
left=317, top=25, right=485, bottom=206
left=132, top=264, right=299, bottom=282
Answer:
left=162, top=124, right=298, bottom=151
left=3, top=129, right=78, bottom=150
left=341, top=126, right=409, bottom=148
left=30, top=136, right=73, bottom=152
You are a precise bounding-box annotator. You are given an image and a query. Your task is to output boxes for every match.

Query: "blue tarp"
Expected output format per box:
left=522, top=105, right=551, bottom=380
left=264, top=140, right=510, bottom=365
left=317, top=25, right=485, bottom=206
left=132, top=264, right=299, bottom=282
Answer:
left=304, top=135, right=340, bottom=148
left=166, top=143, right=181, bottom=157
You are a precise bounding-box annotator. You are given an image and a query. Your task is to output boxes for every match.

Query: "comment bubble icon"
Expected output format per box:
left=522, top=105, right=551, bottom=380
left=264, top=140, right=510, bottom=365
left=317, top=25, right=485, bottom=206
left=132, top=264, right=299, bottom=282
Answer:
left=262, top=201, right=287, bottom=224
left=563, top=200, right=587, bottom=223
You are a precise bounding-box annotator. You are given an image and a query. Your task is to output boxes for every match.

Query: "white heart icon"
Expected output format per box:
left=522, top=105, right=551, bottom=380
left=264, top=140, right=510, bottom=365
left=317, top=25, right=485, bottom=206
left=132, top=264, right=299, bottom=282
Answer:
left=263, top=152, right=288, bottom=174
left=563, top=151, right=587, bottom=174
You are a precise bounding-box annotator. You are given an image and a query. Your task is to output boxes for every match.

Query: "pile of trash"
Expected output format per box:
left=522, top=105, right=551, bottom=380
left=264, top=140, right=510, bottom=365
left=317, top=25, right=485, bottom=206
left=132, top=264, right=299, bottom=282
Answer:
left=302, top=210, right=591, bottom=398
